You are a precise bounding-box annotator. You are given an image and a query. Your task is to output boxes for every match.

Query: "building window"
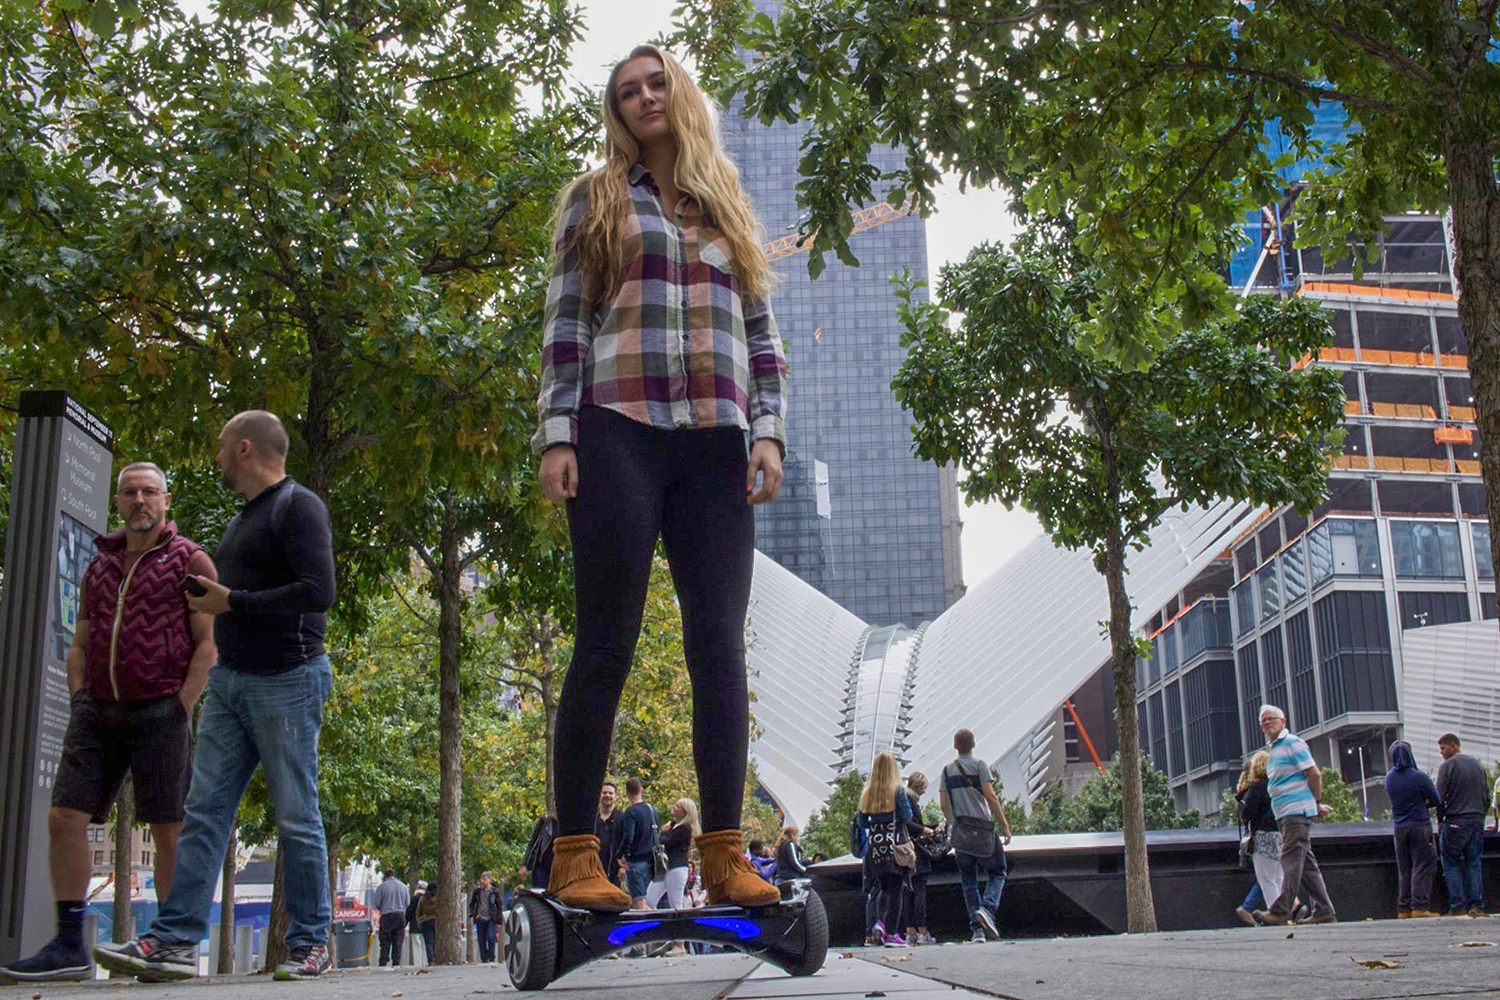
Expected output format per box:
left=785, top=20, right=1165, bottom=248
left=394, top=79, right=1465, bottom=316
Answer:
left=1162, top=625, right=1180, bottom=677
left=94, top=851, right=103, bottom=865
left=1282, top=541, right=1308, bottom=605
left=1313, top=591, right=1397, bottom=718
left=1165, top=682, right=1186, bottom=778
left=1183, top=659, right=1241, bottom=770
left=1258, top=563, right=1280, bottom=621
left=1309, top=518, right=1381, bottom=583
left=1286, top=610, right=1319, bottom=728
left=1237, top=643, right=1262, bottom=749
left=1261, top=627, right=1288, bottom=724
left=1149, top=692, right=1168, bottom=774
left=1475, top=522, right=1494, bottom=581
left=1483, top=592, right=1497, bottom=620
left=1398, top=591, right=1471, bottom=630
left=1232, top=579, right=1255, bottom=637
left=1390, top=520, right=1464, bottom=580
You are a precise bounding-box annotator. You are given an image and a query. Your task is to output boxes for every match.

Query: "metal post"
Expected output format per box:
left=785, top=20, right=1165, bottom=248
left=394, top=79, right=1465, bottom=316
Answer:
left=1358, top=746, right=1370, bottom=819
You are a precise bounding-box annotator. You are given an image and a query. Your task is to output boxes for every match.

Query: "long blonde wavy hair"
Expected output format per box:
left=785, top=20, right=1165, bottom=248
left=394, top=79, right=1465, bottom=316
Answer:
left=860, top=752, right=902, bottom=814
left=553, top=44, right=772, bottom=305
left=671, top=797, right=702, bottom=837
left=1237, top=750, right=1270, bottom=792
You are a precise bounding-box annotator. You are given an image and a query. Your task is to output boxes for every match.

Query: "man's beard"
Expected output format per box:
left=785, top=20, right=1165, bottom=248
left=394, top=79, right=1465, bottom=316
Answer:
left=128, top=511, right=161, bottom=532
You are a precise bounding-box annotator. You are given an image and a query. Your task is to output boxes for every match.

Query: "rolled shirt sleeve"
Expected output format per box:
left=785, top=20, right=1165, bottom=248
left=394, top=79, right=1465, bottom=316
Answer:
left=532, top=182, right=595, bottom=456
left=743, top=295, right=787, bottom=455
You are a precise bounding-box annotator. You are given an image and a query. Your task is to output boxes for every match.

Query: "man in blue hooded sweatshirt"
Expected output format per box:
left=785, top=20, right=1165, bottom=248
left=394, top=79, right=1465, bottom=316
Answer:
left=1384, top=741, right=1442, bottom=918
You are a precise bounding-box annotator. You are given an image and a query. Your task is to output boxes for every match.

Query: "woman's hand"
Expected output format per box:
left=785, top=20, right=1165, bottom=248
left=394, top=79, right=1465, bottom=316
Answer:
left=539, top=444, right=578, bottom=503
left=746, top=439, right=783, bottom=504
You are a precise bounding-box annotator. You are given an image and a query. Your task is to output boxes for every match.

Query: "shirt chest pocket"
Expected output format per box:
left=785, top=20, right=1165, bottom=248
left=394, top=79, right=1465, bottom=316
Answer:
left=697, top=239, right=732, bottom=274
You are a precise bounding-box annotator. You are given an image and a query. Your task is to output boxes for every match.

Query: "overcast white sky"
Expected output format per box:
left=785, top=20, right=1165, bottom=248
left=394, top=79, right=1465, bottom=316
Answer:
left=178, top=0, right=1046, bottom=589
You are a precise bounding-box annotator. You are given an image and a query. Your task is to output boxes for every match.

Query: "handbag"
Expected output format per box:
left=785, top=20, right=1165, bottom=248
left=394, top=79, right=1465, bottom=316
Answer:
left=916, top=828, right=950, bottom=862
left=892, top=827, right=917, bottom=869
left=650, top=806, right=669, bottom=881
left=946, top=759, right=996, bottom=858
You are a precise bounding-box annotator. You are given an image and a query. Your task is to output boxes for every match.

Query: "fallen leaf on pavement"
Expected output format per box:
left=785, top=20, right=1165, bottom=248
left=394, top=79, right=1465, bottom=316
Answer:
left=1035, top=979, right=1045, bottom=984
left=1454, top=941, right=1495, bottom=948
left=880, top=955, right=911, bottom=962
left=840, top=952, right=855, bottom=959
left=416, top=967, right=431, bottom=973
left=1351, top=958, right=1403, bottom=969
left=393, top=991, right=404, bottom=996
left=865, top=992, right=886, bottom=997
left=1285, top=932, right=1294, bottom=939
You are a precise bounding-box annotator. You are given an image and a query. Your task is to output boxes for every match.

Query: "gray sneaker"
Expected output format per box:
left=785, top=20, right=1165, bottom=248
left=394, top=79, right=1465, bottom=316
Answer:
left=274, top=945, right=331, bottom=981
left=969, top=928, right=986, bottom=944
left=974, top=907, right=1000, bottom=940
left=93, top=936, right=197, bottom=982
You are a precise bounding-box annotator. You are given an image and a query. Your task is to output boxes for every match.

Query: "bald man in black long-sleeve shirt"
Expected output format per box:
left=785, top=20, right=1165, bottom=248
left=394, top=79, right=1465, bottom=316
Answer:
left=95, top=410, right=338, bottom=984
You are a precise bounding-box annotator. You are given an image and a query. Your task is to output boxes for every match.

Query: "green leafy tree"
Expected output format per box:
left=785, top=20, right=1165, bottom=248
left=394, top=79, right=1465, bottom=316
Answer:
left=1, top=0, right=592, bottom=964
left=683, top=0, right=1500, bottom=586
left=801, top=770, right=864, bottom=860
left=879, top=221, right=1343, bottom=932
left=1317, top=766, right=1366, bottom=823
left=1022, top=754, right=1198, bottom=834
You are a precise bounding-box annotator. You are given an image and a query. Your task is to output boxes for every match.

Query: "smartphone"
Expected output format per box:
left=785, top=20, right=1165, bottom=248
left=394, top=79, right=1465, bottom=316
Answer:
left=182, top=575, right=207, bottom=597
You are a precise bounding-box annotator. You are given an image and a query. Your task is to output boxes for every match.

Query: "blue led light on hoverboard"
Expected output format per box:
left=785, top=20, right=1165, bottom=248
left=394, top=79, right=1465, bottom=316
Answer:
left=692, top=917, right=762, bottom=941
left=607, top=920, right=664, bottom=946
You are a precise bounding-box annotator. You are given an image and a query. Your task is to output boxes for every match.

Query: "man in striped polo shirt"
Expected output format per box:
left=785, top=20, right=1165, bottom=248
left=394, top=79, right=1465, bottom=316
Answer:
left=1253, top=704, right=1338, bottom=926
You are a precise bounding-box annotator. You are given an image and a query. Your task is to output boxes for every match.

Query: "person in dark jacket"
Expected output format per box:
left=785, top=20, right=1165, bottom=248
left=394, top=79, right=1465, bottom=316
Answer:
left=415, top=879, right=438, bottom=963
left=899, top=774, right=938, bottom=945
left=468, top=872, right=504, bottom=964
left=1385, top=740, right=1442, bottom=918
left=645, top=799, right=699, bottom=910
left=774, top=825, right=810, bottom=885
left=1238, top=751, right=1284, bottom=921
left=1436, top=733, right=1489, bottom=915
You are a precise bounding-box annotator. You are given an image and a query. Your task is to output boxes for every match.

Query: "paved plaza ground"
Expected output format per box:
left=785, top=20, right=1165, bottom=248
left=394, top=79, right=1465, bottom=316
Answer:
left=10, top=918, right=1500, bottom=1000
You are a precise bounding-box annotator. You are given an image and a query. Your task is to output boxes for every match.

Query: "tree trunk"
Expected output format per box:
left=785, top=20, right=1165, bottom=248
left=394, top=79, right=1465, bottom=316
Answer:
left=217, top=830, right=237, bottom=974
left=112, top=778, right=134, bottom=942
left=434, top=494, right=465, bottom=964
left=325, top=833, right=340, bottom=964
left=1101, top=444, right=1157, bottom=934
left=265, top=849, right=289, bottom=972
left=1442, top=131, right=1500, bottom=586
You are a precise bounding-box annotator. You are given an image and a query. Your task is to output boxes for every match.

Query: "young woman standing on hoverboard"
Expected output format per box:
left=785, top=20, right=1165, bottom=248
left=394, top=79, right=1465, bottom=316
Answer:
left=533, top=44, right=786, bottom=913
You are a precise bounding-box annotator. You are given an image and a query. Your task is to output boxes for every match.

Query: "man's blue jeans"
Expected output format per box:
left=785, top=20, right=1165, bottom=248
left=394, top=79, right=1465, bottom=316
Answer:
left=955, top=841, right=1007, bottom=933
left=151, top=658, right=333, bottom=950
left=1440, top=814, right=1485, bottom=912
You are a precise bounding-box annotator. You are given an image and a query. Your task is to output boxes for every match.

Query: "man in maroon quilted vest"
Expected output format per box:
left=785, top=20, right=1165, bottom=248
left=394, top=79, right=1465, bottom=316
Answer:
left=1, top=462, right=217, bottom=983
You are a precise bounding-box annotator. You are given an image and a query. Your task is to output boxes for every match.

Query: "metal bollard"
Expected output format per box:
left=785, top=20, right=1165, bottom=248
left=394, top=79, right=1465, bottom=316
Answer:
left=208, top=922, right=222, bottom=973
left=234, top=924, right=252, bottom=974
left=82, top=913, right=100, bottom=978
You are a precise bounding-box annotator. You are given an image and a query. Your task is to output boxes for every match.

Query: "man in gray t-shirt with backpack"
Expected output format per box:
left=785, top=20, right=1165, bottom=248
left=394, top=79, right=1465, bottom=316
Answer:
left=940, top=728, right=1013, bottom=943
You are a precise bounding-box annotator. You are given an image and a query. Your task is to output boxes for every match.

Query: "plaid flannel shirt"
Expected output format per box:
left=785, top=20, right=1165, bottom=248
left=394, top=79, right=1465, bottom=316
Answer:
left=532, top=165, right=787, bottom=456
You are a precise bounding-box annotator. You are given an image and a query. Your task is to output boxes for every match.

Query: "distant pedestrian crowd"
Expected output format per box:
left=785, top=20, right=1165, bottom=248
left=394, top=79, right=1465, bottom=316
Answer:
left=1233, top=704, right=1495, bottom=927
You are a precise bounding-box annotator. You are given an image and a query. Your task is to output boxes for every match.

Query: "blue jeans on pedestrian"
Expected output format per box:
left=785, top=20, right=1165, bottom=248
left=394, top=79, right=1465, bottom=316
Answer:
left=150, top=658, right=334, bottom=950
left=955, top=841, right=1007, bottom=933
left=474, top=919, right=497, bottom=963
left=1241, top=880, right=1265, bottom=911
left=1440, top=815, right=1485, bottom=912
left=626, top=859, right=653, bottom=901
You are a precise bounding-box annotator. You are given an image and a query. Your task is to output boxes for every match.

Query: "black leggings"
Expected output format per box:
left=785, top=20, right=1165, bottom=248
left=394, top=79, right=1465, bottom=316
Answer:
left=554, top=407, right=755, bottom=836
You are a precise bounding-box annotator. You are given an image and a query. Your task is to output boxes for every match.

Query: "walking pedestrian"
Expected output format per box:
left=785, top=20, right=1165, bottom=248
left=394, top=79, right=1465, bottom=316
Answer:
left=405, top=882, right=427, bottom=964
left=900, top=773, right=938, bottom=945
left=1252, top=705, right=1337, bottom=926
left=1436, top=733, right=1488, bottom=916
left=1385, top=741, right=1441, bottom=918
left=940, top=729, right=1012, bottom=943
left=618, top=778, right=660, bottom=909
left=774, top=825, right=809, bottom=886
left=372, top=869, right=410, bottom=967
left=1237, top=751, right=1284, bottom=924
left=94, top=412, right=338, bottom=982
left=468, top=872, right=502, bottom=964
left=533, top=42, right=787, bottom=914
left=858, top=752, right=914, bottom=947
left=646, top=799, right=699, bottom=910
left=416, top=880, right=438, bottom=962
left=2, top=462, right=216, bottom=983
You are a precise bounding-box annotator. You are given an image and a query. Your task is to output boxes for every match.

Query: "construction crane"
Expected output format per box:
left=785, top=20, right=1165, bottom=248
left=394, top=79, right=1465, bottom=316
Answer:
left=762, top=200, right=914, bottom=264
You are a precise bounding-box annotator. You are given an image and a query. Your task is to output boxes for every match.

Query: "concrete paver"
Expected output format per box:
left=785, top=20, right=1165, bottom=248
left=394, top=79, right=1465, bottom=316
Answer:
left=9, top=920, right=1500, bottom=1000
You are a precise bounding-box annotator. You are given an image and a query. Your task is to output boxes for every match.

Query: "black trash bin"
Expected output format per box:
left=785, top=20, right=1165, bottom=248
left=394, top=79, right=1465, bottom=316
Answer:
left=334, top=919, right=372, bottom=969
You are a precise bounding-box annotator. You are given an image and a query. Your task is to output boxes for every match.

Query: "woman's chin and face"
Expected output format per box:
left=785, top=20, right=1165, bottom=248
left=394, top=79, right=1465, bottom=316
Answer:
left=615, top=55, right=671, bottom=148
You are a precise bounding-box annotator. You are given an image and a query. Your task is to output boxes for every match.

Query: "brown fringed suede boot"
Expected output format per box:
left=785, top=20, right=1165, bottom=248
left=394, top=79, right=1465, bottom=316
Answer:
left=545, top=834, right=631, bottom=912
left=695, top=829, right=781, bottom=907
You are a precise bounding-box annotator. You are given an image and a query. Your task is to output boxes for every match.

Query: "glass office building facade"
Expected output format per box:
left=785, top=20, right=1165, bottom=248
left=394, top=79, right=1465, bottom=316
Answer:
left=723, top=0, right=963, bottom=626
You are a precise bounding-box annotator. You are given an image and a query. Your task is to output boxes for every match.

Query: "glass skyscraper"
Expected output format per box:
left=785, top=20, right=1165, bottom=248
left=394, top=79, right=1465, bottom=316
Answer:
left=723, top=1, right=964, bottom=626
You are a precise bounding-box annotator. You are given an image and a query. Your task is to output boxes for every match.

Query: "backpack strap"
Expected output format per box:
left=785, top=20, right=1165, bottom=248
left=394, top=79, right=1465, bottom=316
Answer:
left=944, top=757, right=983, bottom=792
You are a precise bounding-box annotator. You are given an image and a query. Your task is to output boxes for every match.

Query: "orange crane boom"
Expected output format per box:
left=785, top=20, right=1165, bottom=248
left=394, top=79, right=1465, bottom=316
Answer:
left=762, top=200, right=914, bottom=263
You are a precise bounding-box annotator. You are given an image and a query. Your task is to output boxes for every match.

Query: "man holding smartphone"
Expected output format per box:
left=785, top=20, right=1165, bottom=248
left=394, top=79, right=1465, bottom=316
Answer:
left=95, top=411, right=337, bottom=983
left=2, top=463, right=216, bottom=982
